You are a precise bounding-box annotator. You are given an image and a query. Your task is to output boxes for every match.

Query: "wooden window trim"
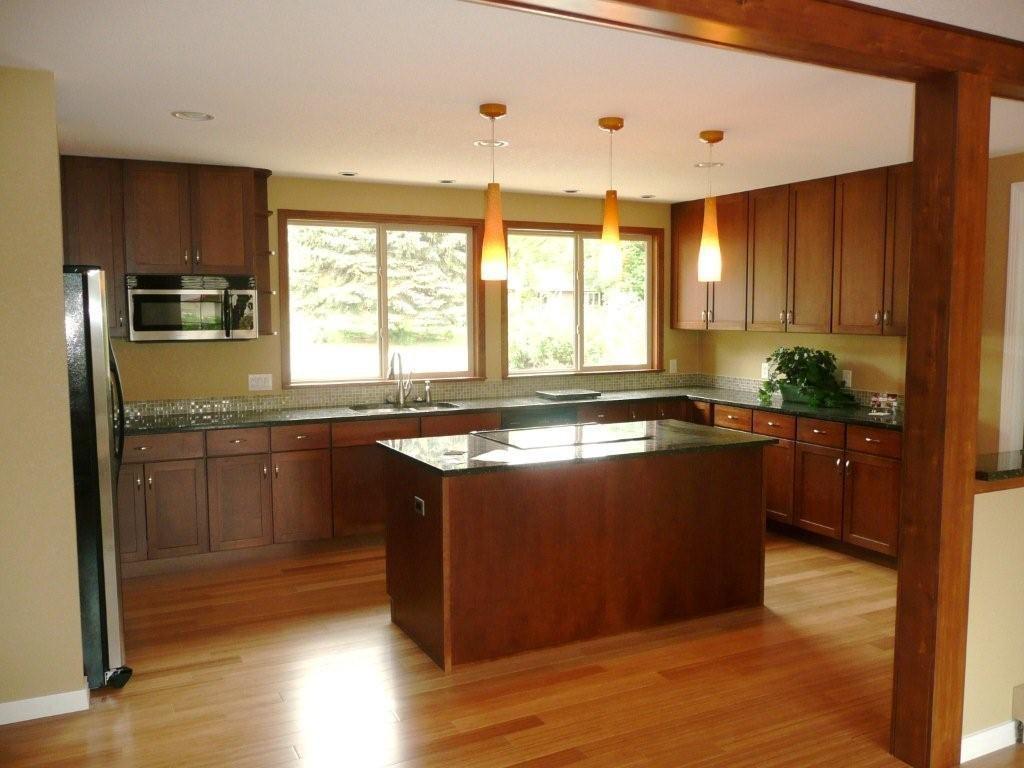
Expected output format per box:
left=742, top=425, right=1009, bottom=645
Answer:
left=500, top=221, right=664, bottom=378
left=278, top=209, right=485, bottom=387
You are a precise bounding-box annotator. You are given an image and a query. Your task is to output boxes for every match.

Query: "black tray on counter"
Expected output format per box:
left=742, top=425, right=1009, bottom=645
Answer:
left=535, top=389, right=601, bottom=401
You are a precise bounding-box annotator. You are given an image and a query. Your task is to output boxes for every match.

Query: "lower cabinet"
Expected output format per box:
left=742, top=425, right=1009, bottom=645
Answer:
left=629, top=399, right=684, bottom=421
left=793, top=442, right=845, bottom=540
left=577, top=402, right=632, bottom=424
left=842, top=451, right=900, bottom=555
left=763, top=438, right=795, bottom=524
left=685, top=401, right=714, bottom=426
left=272, top=449, right=332, bottom=543
left=116, top=463, right=148, bottom=562
left=207, top=454, right=273, bottom=551
left=144, top=458, right=209, bottom=558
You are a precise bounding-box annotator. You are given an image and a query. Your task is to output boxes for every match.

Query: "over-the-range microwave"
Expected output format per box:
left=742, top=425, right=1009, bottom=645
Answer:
left=126, top=274, right=258, bottom=341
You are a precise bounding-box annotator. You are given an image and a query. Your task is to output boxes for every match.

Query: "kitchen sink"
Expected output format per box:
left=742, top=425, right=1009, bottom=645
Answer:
left=348, top=402, right=459, bottom=413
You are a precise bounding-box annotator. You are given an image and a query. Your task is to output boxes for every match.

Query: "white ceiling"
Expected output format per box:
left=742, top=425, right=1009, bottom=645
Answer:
left=852, top=0, right=1024, bottom=42
left=1, top=0, right=1022, bottom=202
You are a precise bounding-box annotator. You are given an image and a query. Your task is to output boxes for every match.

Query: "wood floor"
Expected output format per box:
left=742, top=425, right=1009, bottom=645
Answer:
left=1, top=534, right=1021, bottom=767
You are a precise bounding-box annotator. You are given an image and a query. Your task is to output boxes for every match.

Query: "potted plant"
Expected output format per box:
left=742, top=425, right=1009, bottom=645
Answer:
left=758, top=346, right=856, bottom=408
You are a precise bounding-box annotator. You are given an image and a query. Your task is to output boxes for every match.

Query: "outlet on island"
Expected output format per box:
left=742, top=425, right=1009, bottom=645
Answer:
left=248, top=373, right=273, bottom=391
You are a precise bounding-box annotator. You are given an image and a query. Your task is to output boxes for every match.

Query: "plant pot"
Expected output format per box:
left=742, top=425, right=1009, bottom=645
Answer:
left=779, top=383, right=811, bottom=404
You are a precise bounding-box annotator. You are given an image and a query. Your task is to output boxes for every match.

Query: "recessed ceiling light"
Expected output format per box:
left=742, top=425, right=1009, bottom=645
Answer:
left=171, top=110, right=213, bottom=121
left=564, top=189, right=580, bottom=194
left=338, top=171, right=358, bottom=177
left=439, top=179, right=456, bottom=184
left=474, top=139, right=509, bottom=148
left=641, top=194, right=656, bottom=199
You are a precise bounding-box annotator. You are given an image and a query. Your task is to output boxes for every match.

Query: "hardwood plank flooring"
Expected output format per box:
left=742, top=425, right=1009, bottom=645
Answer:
left=0, top=534, right=1019, bottom=767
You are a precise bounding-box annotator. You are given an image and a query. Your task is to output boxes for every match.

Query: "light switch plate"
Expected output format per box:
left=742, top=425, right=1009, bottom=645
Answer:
left=842, top=370, right=853, bottom=389
left=248, top=373, right=272, bottom=391
left=761, top=362, right=772, bottom=380
left=413, top=496, right=426, bottom=517
left=669, top=359, right=678, bottom=374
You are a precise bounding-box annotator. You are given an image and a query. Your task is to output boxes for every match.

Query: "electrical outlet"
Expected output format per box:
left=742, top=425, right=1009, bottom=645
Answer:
left=669, top=359, right=678, bottom=374
left=248, top=373, right=272, bottom=391
left=413, top=496, right=426, bottom=517
left=761, top=362, right=772, bottom=380
left=842, top=370, right=853, bottom=389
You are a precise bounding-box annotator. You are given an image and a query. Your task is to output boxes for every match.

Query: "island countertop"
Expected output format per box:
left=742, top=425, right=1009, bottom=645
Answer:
left=378, top=418, right=776, bottom=476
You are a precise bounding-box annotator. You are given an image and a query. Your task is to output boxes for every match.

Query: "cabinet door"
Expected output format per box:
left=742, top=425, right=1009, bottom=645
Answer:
left=843, top=451, right=900, bottom=556
left=793, top=442, right=844, bottom=539
left=144, top=459, right=208, bottom=558
left=832, top=168, right=888, bottom=334
left=686, top=401, right=714, bottom=426
left=764, top=438, right=795, bottom=524
left=746, top=185, right=790, bottom=331
left=670, top=200, right=709, bottom=329
left=419, top=411, right=501, bottom=437
left=116, top=464, right=147, bottom=562
left=123, top=161, right=192, bottom=274
left=272, top=449, right=332, bottom=543
left=787, top=177, right=834, bottom=333
left=629, top=399, right=684, bottom=421
left=207, top=454, right=273, bottom=551
left=190, top=166, right=255, bottom=275
left=332, top=445, right=390, bottom=536
left=60, top=156, right=127, bottom=336
left=577, top=402, right=632, bottom=424
left=709, top=192, right=748, bottom=330
left=884, top=163, right=912, bottom=336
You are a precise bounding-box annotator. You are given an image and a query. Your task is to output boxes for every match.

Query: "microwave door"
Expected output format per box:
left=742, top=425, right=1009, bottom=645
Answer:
left=128, top=289, right=226, bottom=341
left=223, top=289, right=231, bottom=339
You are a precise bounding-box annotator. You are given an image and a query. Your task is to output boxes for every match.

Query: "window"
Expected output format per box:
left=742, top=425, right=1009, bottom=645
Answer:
left=506, top=228, right=657, bottom=375
left=280, top=213, right=479, bottom=384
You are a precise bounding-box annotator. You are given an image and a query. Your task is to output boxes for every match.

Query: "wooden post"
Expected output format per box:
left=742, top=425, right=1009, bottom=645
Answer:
left=892, top=70, right=991, bottom=768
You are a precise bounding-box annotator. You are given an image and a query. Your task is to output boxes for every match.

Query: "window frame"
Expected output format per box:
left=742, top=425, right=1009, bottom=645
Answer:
left=501, top=221, right=664, bottom=378
left=278, top=210, right=485, bottom=387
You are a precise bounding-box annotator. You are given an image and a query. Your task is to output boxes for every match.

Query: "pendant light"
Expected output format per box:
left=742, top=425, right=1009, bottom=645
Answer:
left=598, top=116, right=624, bottom=280
left=696, top=129, right=725, bottom=283
left=479, top=103, right=508, bottom=281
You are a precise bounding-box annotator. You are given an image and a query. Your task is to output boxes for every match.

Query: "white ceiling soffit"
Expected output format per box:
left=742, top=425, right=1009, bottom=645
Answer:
left=851, top=0, right=1024, bottom=42
left=0, top=0, right=1022, bottom=202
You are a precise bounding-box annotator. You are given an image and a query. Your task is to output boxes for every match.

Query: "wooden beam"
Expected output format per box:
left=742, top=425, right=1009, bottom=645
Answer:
left=892, top=71, right=991, bottom=768
left=470, top=0, right=1024, bottom=99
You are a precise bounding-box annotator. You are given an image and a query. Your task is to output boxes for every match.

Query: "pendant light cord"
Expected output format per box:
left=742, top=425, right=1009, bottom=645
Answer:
left=490, top=118, right=496, bottom=184
left=608, top=129, right=614, bottom=189
left=707, top=142, right=713, bottom=198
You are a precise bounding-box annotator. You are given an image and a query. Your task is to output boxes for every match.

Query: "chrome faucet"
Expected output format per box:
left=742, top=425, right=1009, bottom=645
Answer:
left=387, top=352, right=413, bottom=407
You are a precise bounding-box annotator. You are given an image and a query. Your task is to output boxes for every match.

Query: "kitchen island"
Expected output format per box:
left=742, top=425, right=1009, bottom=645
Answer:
left=380, top=419, right=775, bottom=669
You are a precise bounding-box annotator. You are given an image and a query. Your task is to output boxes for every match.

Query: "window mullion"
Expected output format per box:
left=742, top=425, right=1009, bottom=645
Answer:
left=378, top=224, right=389, bottom=380
left=575, top=233, right=585, bottom=373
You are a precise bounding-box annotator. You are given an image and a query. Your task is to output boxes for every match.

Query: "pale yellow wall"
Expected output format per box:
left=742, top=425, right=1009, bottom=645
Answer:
left=964, top=488, right=1024, bottom=734
left=700, top=331, right=907, bottom=393
left=114, top=176, right=699, bottom=400
left=0, top=68, right=84, bottom=703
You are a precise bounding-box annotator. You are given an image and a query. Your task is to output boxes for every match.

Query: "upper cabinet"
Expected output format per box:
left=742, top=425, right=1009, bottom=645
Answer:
left=61, top=156, right=128, bottom=336
left=124, top=161, right=254, bottom=275
left=786, top=177, right=834, bottom=334
left=670, top=191, right=748, bottom=330
left=747, top=185, right=790, bottom=331
left=832, top=168, right=889, bottom=334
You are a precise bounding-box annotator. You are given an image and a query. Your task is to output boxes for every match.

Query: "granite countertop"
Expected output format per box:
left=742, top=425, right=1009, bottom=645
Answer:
left=975, top=451, right=1024, bottom=482
left=378, top=419, right=777, bottom=476
left=124, top=385, right=902, bottom=436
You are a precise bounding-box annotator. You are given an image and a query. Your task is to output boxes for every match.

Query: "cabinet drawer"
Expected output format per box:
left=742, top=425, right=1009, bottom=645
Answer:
left=713, top=405, right=753, bottom=431
left=846, top=425, right=902, bottom=459
left=753, top=410, right=796, bottom=439
left=577, top=402, right=632, bottom=424
left=420, top=411, right=501, bottom=437
left=796, top=417, right=845, bottom=448
left=270, top=423, right=330, bottom=452
left=331, top=417, right=420, bottom=447
left=206, top=427, right=270, bottom=457
left=123, top=432, right=204, bottom=463
left=687, top=401, right=713, bottom=426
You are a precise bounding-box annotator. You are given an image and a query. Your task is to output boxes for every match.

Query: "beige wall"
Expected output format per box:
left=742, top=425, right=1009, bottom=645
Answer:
left=964, top=488, right=1024, bottom=734
left=0, top=68, right=84, bottom=703
left=114, top=176, right=699, bottom=401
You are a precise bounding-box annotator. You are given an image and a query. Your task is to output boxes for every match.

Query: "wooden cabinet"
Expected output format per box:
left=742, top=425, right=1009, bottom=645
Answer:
left=272, top=449, right=332, bottom=543
left=123, top=161, right=192, bottom=274
left=843, top=451, right=901, bottom=555
left=420, top=411, right=501, bottom=437
left=670, top=192, right=748, bottom=330
left=796, top=417, right=846, bottom=449
left=764, top=439, right=795, bottom=524
left=713, top=404, right=753, bottom=431
left=686, top=400, right=714, bottom=426
left=884, top=163, right=912, bottom=336
left=793, top=442, right=845, bottom=539
left=60, top=156, right=127, bottom=336
left=752, top=410, right=796, bottom=440
left=747, top=185, right=791, bottom=331
left=629, top=399, right=684, bottom=421
left=123, top=160, right=255, bottom=275
left=577, top=402, right=632, bottom=424
left=787, top=177, right=835, bottom=333
left=144, top=458, right=209, bottom=558
left=116, top=464, right=147, bottom=562
left=832, top=168, right=889, bottom=334
left=207, top=454, right=273, bottom=551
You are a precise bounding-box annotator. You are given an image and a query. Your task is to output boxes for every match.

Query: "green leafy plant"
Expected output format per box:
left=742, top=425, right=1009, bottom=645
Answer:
left=758, top=346, right=856, bottom=408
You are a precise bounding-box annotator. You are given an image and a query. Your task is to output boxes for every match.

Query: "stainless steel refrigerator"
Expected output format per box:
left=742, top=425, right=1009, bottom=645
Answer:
left=63, top=265, right=131, bottom=689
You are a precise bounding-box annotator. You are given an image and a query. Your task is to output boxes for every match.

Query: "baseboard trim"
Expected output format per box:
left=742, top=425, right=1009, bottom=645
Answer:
left=961, top=720, right=1019, bottom=763
left=0, top=686, right=89, bottom=726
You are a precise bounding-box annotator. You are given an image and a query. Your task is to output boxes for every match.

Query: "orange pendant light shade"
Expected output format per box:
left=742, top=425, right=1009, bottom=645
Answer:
left=481, top=181, right=507, bottom=281
left=697, top=196, right=722, bottom=282
left=601, top=189, right=620, bottom=245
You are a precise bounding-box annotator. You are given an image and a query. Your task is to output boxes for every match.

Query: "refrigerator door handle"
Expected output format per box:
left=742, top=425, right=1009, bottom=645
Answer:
left=109, top=343, right=125, bottom=464
left=223, top=289, right=232, bottom=339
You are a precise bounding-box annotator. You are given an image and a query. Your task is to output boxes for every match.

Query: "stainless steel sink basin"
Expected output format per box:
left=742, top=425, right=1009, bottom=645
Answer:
left=348, top=402, right=459, bottom=413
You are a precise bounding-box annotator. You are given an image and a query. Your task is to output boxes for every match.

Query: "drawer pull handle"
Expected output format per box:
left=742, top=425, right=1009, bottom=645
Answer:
left=274, top=465, right=280, bottom=477
left=134, top=445, right=149, bottom=451
left=263, top=465, right=268, bottom=478
left=767, top=421, right=779, bottom=427
left=864, top=437, right=880, bottom=443
left=835, top=458, right=842, bottom=469
left=727, top=415, right=737, bottom=420
left=294, top=434, right=308, bottom=440
left=812, top=429, right=827, bottom=435
left=136, top=476, right=142, bottom=489
left=229, top=438, right=245, bottom=444
left=845, top=459, right=851, bottom=472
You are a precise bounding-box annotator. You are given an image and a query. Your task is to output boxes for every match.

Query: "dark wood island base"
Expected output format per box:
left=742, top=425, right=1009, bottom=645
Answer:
left=382, top=420, right=771, bottom=669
